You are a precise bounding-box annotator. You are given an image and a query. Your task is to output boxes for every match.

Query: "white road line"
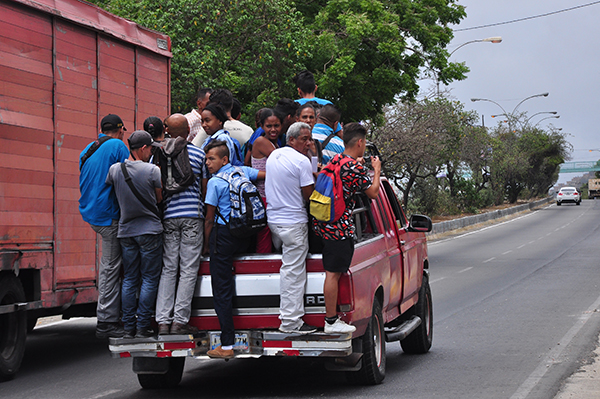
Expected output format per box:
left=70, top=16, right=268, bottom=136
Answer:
left=34, top=317, right=86, bottom=330
left=518, top=244, right=526, bottom=249
left=429, top=277, right=446, bottom=284
left=483, top=257, right=496, bottom=263
left=546, top=233, right=552, bottom=237
left=87, top=390, right=122, bottom=399
left=529, top=241, right=535, bottom=244
left=457, top=267, right=473, bottom=274
left=509, top=293, right=600, bottom=399
left=502, top=250, right=513, bottom=255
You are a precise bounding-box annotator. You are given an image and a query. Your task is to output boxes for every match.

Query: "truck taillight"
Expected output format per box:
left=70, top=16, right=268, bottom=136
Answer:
left=337, top=273, right=354, bottom=312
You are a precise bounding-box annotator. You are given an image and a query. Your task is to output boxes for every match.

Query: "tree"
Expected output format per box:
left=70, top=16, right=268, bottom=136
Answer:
left=91, top=0, right=311, bottom=116
left=88, top=0, right=468, bottom=122
left=305, top=0, right=468, bottom=122
left=371, top=99, right=448, bottom=207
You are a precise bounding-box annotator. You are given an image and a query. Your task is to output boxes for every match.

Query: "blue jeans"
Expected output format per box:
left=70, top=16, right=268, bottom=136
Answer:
left=120, top=234, right=163, bottom=332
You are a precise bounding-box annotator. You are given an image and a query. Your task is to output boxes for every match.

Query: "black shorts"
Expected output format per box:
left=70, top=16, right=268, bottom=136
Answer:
left=322, top=237, right=355, bottom=273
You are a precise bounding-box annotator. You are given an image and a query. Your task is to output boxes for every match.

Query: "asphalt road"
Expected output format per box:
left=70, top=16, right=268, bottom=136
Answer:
left=2, top=200, right=600, bottom=399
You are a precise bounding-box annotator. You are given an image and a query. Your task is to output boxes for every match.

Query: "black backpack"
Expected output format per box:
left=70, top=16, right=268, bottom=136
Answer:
left=153, top=137, right=195, bottom=196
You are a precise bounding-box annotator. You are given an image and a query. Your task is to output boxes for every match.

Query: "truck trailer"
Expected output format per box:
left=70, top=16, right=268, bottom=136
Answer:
left=0, top=0, right=171, bottom=380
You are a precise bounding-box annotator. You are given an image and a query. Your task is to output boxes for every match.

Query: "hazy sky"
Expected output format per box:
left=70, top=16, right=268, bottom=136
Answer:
left=429, top=1, right=600, bottom=183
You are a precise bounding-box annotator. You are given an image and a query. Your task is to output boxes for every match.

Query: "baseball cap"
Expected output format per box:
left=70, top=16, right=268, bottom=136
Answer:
left=101, top=114, right=127, bottom=132
left=127, top=130, right=161, bottom=150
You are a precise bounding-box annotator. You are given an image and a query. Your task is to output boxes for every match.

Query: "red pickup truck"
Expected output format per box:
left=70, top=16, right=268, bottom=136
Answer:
left=110, top=177, right=433, bottom=387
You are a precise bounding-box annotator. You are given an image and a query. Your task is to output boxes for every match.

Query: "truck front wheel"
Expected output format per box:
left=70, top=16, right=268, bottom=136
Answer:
left=0, top=275, right=27, bottom=381
left=400, top=274, right=433, bottom=354
left=354, top=297, right=386, bottom=385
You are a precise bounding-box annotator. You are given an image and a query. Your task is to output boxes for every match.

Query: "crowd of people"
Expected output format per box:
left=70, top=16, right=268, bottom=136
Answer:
left=78, top=70, right=381, bottom=359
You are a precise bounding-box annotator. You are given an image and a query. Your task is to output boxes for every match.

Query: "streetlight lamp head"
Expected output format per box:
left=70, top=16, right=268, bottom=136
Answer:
left=542, top=92, right=549, bottom=97
left=471, top=98, right=480, bottom=102
left=483, top=36, right=502, bottom=43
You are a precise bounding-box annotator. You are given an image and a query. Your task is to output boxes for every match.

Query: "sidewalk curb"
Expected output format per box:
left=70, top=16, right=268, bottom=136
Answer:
left=427, top=197, right=553, bottom=238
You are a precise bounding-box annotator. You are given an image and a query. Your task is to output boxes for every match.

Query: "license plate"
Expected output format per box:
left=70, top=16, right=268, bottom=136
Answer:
left=209, top=332, right=249, bottom=351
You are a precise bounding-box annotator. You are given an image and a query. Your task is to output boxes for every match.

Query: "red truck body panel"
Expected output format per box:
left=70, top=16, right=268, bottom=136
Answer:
left=187, top=179, right=428, bottom=338
left=0, top=0, right=171, bottom=312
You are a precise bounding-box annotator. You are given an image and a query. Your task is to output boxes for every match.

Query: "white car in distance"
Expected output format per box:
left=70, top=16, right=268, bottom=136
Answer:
left=556, top=186, right=581, bottom=206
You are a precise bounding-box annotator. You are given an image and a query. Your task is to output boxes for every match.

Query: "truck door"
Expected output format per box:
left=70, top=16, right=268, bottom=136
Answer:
left=380, top=181, right=421, bottom=304
left=372, top=185, right=403, bottom=311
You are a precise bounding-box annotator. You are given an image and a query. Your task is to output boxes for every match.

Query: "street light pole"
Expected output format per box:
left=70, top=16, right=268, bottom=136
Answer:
left=525, top=111, right=558, bottom=125
left=511, top=92, right=549, bottom=115
left=534, top=115, right=560, bottom=127
left=437, top=37, right=502, bottom=95
left=471, top=93, right=551, bottom=129
left=449, top=36, right=503, bottom=56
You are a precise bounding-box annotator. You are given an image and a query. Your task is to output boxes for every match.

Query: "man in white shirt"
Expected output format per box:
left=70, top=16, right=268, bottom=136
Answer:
left=208, top=89, right=254, bottom=146
left=186, top=87, right=212, bottom=145
left=265, top=122, right=316, bottom=334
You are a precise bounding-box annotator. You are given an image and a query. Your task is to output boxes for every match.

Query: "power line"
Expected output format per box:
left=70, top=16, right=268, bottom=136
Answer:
left=454, top=1, right=600, bottom=32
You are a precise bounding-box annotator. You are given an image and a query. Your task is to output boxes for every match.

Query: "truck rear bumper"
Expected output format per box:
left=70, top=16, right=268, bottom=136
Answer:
left=109, top=330, right=352, bottom=360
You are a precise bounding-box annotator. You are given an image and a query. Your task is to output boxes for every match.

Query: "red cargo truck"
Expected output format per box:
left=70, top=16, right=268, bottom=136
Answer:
left=109, top=178, right=433, bottom=388
left=0, top=0, right=172, bottom=380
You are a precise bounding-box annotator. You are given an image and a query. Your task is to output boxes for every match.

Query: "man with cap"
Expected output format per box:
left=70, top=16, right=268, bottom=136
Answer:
left=79, top=113, right=129, bottom=339
left=106, top=130, right=164, bottom=338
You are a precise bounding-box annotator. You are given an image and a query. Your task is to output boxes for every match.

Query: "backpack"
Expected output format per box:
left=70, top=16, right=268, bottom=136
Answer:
left=309, top=155, right=354, bottom=223
left=215, top=167, right=267, bottom=237
left=153, top=137, right=195, bottom=196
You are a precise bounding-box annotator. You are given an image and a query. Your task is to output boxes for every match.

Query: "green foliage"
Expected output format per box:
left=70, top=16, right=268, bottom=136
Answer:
left=88, top=0, right=467, bottom=122
left=93, top=0, right=311, bottom=120
left=307, top=0, right=468, bottom=122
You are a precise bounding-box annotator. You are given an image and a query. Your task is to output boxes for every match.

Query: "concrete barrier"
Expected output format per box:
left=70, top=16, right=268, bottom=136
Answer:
left=428, top=197, right=554, bottom=236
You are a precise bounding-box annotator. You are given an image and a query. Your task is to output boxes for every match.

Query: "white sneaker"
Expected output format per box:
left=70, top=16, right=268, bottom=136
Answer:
left=324, top=318, right=356, bottom=334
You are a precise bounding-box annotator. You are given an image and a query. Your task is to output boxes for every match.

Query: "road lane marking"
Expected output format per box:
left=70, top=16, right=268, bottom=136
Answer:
left=529, top=241, right=535, bottom=244
left=518, top=244, right=526, bottom=249
left=509, top=293, right=600, bottom=399
left=430, top=277, right=446, bottom=284
left=87, top=390, right=122, bottom=399
left=457, top=267, right=473, bottom=274
left=483, top=257, right=496, bottom=263
left=502, top=250, right=513, bottom=255
left=34, top=317, right=86, bottom=330
left=546, top=233, right=552, bottom=237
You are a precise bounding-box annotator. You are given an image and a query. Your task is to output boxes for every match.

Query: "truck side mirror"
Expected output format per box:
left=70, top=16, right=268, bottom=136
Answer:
left=408, top=214, right=432, bottom=233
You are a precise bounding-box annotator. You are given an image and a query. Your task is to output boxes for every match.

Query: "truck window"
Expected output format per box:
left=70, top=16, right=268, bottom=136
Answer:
left=352, top=194, right=379, bottom=242
left=382, top=180, right=407, bottom=228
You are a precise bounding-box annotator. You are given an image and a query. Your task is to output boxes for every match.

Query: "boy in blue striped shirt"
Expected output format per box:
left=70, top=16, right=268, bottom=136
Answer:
left=155, top=114, right=209, bottom=335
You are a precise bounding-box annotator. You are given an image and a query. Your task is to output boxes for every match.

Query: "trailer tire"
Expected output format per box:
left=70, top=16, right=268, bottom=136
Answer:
left=400, top=274, right=433, bottom=354
left=0, top=275, right=27, bottom=381
left=353, top=297, right=386, bottom=385
left=137, top=358, right=185, bottom=389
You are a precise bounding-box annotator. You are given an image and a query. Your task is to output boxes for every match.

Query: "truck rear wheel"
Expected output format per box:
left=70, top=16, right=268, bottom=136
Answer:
left=137, top=357, right=185, bottom=389
left=354, top=297, right=386, bottom=385
left=0, top=275, right=27, bottom=381
left=400, top=274, right=433, bottom=354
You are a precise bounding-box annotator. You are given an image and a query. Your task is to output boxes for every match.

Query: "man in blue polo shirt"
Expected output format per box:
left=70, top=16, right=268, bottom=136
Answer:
left=155, top=114, right=209, bottom=336
left=311, top=104, right=344, bottom=164
left=202, top=140, right=264, bottom=359
left=79, top=113, right=129, bottom=339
